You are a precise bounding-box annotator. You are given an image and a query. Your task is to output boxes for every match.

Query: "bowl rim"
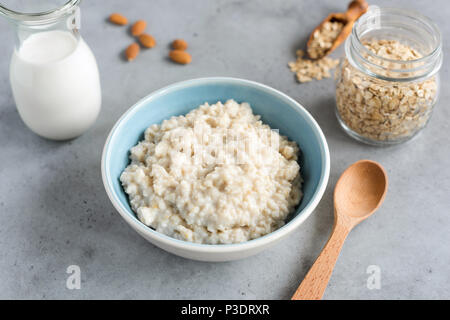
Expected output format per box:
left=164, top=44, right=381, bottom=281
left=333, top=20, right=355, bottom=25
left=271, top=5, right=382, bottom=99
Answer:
left=101, top=77, right=330, bottom=253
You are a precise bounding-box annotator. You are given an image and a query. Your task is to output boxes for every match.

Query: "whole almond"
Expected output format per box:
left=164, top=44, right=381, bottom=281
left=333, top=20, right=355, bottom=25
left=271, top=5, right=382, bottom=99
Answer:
left=172, top=39, right=188, bottom=51
left=169, top=50, right=192, bottom=65
left=126, top=43, right=140, bottom=61
left=139, top=34, right=156, bottom=48
left=109, top=13, right=128, bottom=26
left=131, top=20, right=147, bottom=36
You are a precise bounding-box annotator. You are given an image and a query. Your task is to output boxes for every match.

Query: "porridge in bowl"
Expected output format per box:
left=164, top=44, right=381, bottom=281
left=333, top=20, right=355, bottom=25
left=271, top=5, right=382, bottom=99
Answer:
left=120, top=100, right=303, bottom=244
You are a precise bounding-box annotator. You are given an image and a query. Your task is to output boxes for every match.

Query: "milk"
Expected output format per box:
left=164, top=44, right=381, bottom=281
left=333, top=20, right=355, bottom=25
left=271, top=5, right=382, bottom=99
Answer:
left=10, top=30, right=101, bottom=140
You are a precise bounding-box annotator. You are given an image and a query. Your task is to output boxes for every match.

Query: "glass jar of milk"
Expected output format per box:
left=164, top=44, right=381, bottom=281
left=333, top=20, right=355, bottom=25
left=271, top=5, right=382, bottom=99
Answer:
left=0, top=0, right=101, bottom=140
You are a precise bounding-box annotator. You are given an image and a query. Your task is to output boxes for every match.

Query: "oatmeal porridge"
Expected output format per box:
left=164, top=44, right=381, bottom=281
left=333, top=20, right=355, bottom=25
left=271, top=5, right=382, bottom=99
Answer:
left=120, top=100, right=303, bottom=244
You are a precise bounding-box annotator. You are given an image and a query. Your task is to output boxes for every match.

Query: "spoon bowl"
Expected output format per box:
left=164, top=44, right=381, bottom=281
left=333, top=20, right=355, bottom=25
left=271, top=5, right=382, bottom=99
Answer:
left=335, top=160, right=388, bottom=220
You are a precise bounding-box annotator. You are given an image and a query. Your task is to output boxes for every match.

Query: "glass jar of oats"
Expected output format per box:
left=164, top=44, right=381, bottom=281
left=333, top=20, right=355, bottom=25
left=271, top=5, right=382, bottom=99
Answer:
left=335, top=7, right=442, bottom=145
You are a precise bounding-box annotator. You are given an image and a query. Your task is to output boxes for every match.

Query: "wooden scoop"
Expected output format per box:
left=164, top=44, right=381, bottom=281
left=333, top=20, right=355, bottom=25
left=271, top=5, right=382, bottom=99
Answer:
left=292, top=160, right=388, bottom=300
left=307, top=0, right=369, bottom=59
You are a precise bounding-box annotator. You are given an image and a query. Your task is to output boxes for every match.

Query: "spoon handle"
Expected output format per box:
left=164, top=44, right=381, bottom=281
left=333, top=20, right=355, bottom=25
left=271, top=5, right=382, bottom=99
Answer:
left=346, top=0, right=369, bottom=22
left=291, top=221, right=351, bottom=300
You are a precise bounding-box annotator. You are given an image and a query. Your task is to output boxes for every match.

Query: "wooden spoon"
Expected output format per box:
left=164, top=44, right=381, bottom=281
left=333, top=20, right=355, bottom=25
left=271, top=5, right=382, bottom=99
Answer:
left=307, top=0, right=369, bottom=59
left=292, top=160, right=388, bottom=300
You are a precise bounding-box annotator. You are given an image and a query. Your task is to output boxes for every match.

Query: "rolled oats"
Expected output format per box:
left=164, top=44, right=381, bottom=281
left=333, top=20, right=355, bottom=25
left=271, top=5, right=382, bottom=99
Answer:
left=308, top=21, right=344, bottom=59
left=335, top=39, right=438, bottom=143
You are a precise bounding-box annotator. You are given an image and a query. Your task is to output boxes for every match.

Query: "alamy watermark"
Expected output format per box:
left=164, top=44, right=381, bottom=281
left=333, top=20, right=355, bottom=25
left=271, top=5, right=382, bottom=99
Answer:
left=366, top=265, right=381, bottom=290
left=66, top=265, right=81, bottom=290
left=64, top=264, right=380, bottom=292
left=67, top=7, right=81, bottom=31
left=163, top=127, right=282, bottom=168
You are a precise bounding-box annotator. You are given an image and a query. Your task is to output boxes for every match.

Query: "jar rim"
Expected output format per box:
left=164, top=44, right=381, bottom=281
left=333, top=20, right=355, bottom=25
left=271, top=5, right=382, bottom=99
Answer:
left=0, top=0, right=80, bottom=24
left=347, top=6, right=443, bottom=82
left=353, top=7, right=442, bottom=65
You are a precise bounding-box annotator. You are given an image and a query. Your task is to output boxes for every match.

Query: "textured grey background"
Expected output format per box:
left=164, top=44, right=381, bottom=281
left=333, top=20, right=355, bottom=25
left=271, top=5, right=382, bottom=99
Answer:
left=0, top=0, right=449, bottom=300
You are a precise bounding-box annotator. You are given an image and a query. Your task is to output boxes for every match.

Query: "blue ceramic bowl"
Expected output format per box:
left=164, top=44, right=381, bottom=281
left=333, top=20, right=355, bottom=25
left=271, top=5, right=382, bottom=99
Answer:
left=102, top=77, right=330, bottom=261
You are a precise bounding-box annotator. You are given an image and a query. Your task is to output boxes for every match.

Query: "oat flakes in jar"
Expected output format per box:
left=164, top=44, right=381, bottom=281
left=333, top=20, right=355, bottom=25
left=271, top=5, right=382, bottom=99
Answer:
left=335, top=7, right=442, bottom=145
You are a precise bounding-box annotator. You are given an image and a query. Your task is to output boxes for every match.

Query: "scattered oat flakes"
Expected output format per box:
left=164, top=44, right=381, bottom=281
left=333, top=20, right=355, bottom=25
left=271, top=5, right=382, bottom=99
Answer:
left=335, top=39, right=437, bottom=142
left=288, top=49, right=339, bottom=83
left=308, top=21, right=344, bottom=59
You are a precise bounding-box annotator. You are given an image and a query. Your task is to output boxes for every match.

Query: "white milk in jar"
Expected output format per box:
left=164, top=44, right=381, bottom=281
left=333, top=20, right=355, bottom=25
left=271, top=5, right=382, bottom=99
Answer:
left=10, top=30, right=101, bottom=140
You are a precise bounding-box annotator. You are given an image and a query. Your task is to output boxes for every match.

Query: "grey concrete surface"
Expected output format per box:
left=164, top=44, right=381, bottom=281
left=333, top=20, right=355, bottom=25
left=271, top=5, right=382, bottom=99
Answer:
left=0, top=0, right=449, bottom=300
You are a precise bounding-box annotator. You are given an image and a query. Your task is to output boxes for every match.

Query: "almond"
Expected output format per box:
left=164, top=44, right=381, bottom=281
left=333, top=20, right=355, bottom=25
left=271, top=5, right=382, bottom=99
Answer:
left=125, top=43, right=140, bottom=61
left=109, top=13, right=128, bottom=26
left=172, top=39, right=188, bottom=51
left=139, top=34, right=156, bottom=48
left=169, top=50, right=192, bottom=65
left=131, top=20, right=147, bottom=37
